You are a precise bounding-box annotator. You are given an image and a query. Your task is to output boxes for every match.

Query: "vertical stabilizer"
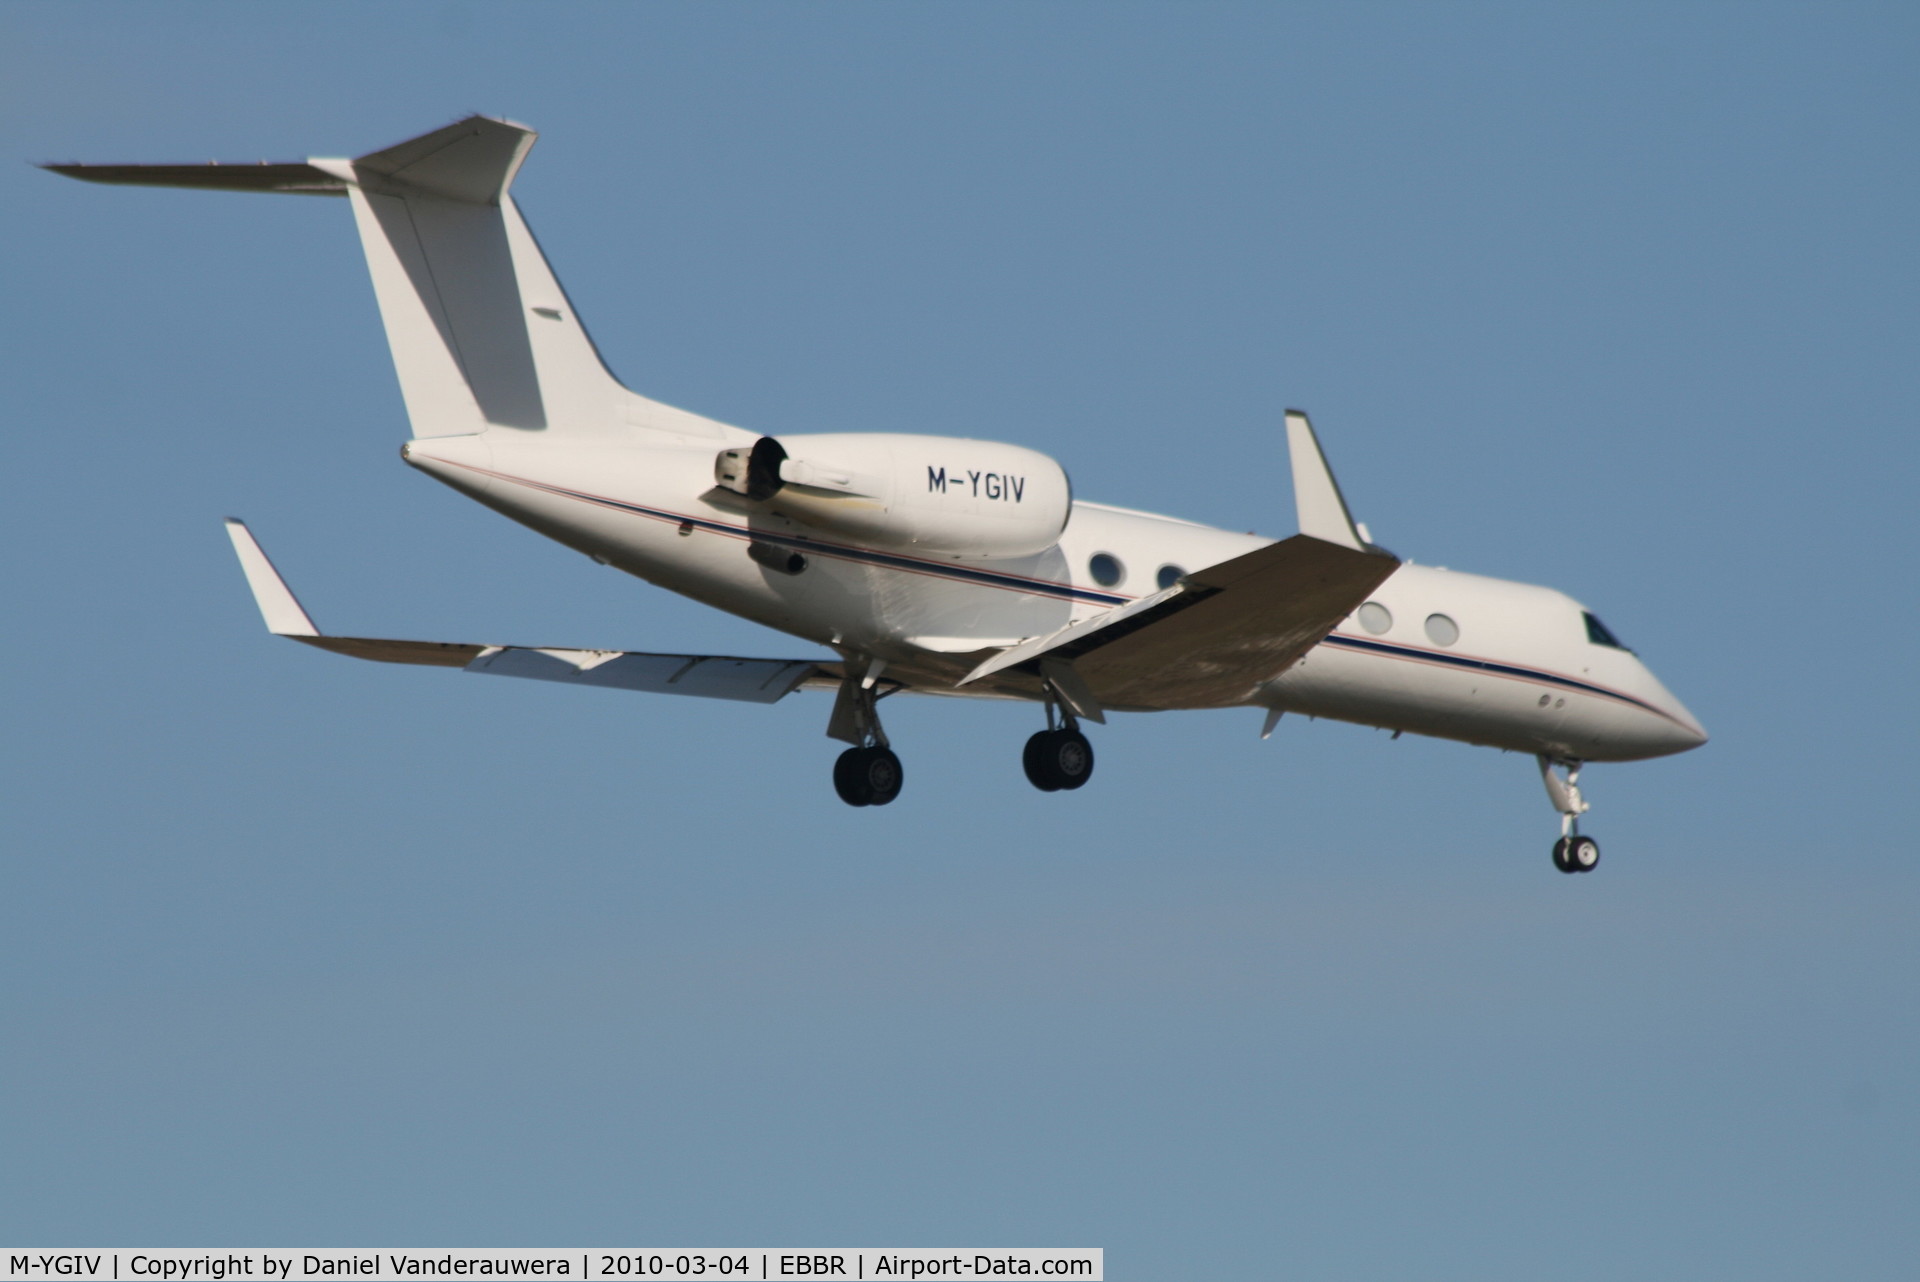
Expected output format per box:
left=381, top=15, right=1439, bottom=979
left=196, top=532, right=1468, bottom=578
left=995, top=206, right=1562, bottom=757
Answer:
left=334, top=116, right=622, bottom=437
left=47, top=116, right=739, bottom=442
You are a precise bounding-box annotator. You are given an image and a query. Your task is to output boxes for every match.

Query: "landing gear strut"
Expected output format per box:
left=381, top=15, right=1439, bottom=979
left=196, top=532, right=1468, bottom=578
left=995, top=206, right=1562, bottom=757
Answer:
left=1024, top=688, right=1095, bottom=792
left=1540, top=755, right=1599, bottom=873
left=828, top=660, right=903, bottom=807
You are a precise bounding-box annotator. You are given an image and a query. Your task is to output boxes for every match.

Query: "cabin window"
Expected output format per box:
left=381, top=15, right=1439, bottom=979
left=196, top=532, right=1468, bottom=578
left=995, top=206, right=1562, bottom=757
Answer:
left=1156, top=564, right=1186, bottom=590
left=1583, top=611, right=1631, bottom=651
left=1424, top=613, right=1460, bottom=646
left=1089, top=553, right=1125, bottom=587
left=1357, top=602, right=1393, bottom=635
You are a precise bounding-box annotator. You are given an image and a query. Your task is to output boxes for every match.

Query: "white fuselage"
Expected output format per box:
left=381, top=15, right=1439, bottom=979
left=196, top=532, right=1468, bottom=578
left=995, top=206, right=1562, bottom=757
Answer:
left=404, top=427, right=1707, bottom=764
left=50, top=111, right=1707, bottom=809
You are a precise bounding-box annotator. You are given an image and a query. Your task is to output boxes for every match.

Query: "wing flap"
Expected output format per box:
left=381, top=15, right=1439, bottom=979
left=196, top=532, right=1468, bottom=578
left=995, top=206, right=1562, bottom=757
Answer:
left=1076, top=535, right=1396, bottom=707
left=960, top=582, right=1209, bottom=685
left=965, top=535, right=1396, bottom=711
left=465, top=647, right=821, bottom=703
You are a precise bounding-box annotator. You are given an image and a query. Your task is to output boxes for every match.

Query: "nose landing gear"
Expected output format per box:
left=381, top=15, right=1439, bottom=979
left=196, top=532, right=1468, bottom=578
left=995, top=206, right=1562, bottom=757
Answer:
left=1552, top=833, right=1600, bottom=873
left=1540, top=755, right=1599, bottom=873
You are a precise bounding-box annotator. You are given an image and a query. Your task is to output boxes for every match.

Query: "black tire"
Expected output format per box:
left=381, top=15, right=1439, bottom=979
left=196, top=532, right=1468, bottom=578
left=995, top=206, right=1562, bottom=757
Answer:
left=833, top=747, right=874, bottom=807
left=1023, top=728, right=1095, bottom=792
left=1568, top=835, right=1600, bottom=873
left=1551, top=837, right=1577, bottom=874
left=1023, top=730, right=1064, bottom=791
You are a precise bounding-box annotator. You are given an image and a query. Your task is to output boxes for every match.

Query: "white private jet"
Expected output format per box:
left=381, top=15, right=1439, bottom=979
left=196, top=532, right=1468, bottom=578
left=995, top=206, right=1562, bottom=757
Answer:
left=50, top=116, right=1707, bottom=872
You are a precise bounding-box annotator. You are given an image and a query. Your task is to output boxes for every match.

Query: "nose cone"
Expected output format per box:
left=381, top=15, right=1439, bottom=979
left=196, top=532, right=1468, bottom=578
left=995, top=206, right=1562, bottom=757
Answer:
left=1650, top=699, right=1710, bottom=756
left=1624, top=666, right=1709, bottom=759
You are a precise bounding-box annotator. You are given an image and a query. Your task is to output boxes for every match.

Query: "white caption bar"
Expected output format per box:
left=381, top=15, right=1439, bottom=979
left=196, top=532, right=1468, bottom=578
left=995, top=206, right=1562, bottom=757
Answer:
left=1, top=1252, right=1100, bottom=1282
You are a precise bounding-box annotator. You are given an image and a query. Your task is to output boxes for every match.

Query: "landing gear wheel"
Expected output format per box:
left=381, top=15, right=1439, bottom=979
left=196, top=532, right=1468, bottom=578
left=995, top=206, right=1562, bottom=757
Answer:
left=1552, top=835, right=1600, bottom=874
left=834, top=745, right=904, bottom=807
left=1023, top=728, right=1094, bottom=792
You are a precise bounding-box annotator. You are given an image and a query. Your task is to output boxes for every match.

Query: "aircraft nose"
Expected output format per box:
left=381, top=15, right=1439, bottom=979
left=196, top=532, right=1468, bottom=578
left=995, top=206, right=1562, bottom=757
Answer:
left=1614, top=654, right=1708, bottom=759
left=1669, top=715, right=1709, bottom=752
left=1649, top=698, right=1709, bottom=756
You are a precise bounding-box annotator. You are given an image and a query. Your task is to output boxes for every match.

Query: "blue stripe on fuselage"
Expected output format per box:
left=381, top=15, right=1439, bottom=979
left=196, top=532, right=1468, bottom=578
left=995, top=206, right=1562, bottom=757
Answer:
left=465, top=463, right=1133, bottom=607
left=1319, top=633, right=1667, bottom=718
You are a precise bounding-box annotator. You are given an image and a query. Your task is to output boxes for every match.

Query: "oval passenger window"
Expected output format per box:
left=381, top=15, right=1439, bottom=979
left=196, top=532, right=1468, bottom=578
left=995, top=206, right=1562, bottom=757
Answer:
left=1424, top=613, right=1460, bottom=646
left=1089, top=553, right=1125, bottom=587
left=1357, top=602, right=1392, bottom=635
left=1156, top=564, right=1185, bottom=591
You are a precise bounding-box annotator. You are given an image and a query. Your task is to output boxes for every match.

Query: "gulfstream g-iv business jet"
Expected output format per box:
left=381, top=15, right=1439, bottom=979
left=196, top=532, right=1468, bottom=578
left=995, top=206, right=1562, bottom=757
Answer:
left=49, top=116, right=1706, bottom=872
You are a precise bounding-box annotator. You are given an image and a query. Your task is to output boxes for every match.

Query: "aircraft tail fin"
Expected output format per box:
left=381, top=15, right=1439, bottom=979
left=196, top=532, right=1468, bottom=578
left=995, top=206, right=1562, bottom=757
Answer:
left=47, top=116, right=735, bottom=442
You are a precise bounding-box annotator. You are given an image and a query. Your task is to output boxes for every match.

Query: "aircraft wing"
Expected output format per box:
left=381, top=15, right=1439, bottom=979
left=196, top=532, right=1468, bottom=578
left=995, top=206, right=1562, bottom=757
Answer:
left=962, top=409, right=1399, bottom=711
left=225, top=519, right=835, bottom=703
left=963, top=534, right=1398, bottom=711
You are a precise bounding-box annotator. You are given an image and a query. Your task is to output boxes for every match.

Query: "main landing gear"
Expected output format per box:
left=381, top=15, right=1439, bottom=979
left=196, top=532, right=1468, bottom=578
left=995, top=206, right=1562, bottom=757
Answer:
left=1023, top=690, right=1095, bottom=792
left=1539, top=755, right=1600, bottom=874
left=834, top=743, right=903, bottom=807
left=1024, top=725, right=1094, bottom=791
left=828, top=660, right=903, bottom=807
left=824, top=658, right=1100, bottom=805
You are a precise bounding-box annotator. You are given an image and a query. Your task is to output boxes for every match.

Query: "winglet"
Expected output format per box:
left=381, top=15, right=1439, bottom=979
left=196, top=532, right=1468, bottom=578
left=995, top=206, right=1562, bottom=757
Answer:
left=223, top=519, right=320, bottom=636
left=1284, top=409, right=1365, bottom=551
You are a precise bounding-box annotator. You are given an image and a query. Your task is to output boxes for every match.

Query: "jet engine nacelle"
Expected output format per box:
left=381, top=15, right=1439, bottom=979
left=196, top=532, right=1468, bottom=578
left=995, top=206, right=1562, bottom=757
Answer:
left=715, top=433, right=1071, bottom=560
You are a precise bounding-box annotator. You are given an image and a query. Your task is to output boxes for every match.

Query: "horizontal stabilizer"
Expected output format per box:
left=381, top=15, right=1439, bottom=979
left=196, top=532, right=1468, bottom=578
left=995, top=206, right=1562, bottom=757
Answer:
left=41, top=116, right=533, bottom=205
left=39, top=162, right=348, bottom=196
left=224, top=519, right=835, bottom=704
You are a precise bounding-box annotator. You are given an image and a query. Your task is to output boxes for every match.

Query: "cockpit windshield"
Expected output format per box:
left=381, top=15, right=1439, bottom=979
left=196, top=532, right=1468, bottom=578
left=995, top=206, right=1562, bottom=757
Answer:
left=1583, top=611, right=1631, bottom=652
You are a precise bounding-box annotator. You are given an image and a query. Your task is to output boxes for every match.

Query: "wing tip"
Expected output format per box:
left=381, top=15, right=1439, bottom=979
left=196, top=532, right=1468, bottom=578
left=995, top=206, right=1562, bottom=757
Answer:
left=1283, top=409, right=1366, bottom=552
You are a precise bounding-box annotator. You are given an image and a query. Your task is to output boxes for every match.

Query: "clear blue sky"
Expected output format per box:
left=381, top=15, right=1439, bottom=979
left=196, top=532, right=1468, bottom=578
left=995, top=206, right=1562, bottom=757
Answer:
left=3, top=3, right=1915, bottom=1276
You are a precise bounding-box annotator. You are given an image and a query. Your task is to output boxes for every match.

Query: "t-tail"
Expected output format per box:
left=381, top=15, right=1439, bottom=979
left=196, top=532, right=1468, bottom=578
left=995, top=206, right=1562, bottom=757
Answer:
left=46, top=115, right=729, bottom=441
